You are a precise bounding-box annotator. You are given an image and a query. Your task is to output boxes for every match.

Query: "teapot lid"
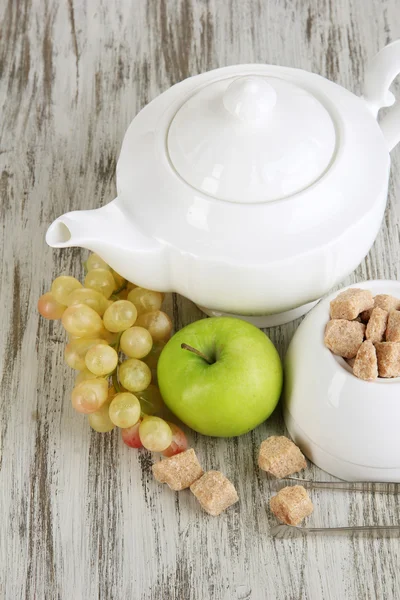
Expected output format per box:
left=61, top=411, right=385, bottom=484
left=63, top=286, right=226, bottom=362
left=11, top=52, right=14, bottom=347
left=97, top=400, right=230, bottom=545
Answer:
left=167, top=75, right=336, bottom=203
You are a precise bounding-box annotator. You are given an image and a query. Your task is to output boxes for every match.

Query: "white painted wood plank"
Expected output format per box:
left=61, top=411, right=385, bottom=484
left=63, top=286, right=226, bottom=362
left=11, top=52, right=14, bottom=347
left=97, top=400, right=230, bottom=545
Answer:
left=1, top=0, right=400, bottom=598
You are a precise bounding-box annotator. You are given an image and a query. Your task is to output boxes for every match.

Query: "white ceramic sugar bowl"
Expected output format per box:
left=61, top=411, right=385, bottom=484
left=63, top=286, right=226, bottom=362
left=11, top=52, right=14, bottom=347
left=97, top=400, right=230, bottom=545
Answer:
left=284, top=280, right=400, bottom=482
left=46, top=42, right=400, bottom=326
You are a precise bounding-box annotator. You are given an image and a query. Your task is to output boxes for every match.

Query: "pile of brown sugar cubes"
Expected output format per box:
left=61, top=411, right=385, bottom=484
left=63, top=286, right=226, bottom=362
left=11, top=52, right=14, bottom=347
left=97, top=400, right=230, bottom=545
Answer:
left=153, top=436, right=313, bottom=526
left=324, top=288, right=400, bottom=380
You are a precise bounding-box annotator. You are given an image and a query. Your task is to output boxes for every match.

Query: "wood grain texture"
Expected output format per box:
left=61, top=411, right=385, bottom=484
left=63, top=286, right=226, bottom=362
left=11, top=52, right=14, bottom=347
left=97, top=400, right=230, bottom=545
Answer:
left=1, top=0, right=400, bottom=598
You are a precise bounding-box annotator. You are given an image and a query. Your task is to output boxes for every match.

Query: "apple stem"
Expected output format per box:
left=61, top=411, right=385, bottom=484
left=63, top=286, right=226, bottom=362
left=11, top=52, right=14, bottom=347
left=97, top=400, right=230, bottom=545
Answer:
left=181, top=343, right=213, bottom=364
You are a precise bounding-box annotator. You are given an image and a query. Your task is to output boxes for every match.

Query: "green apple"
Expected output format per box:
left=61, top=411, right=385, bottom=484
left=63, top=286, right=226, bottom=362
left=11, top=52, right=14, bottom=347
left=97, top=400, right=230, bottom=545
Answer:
left=157, top=317, right=282, bottom=437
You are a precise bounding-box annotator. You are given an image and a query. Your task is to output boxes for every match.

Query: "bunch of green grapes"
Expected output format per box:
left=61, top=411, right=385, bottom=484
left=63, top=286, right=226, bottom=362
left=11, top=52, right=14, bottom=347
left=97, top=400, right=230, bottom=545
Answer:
left=38, top=254, right=187, bottom=456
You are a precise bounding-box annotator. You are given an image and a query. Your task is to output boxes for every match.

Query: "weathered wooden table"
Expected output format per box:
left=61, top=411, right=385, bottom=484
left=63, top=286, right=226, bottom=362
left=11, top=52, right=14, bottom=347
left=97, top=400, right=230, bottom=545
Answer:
left=2, top=1, right=400, bottom=598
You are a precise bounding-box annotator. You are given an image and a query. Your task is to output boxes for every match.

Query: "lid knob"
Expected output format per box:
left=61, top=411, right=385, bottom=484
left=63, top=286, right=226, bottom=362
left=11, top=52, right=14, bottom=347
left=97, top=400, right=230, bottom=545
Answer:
left=223, top=76, right=277, bottom=123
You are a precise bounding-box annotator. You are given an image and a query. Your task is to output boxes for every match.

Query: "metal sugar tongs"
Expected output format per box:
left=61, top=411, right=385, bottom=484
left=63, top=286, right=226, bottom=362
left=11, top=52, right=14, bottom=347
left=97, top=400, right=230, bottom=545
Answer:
left=269, top=477, right=400, bottom=539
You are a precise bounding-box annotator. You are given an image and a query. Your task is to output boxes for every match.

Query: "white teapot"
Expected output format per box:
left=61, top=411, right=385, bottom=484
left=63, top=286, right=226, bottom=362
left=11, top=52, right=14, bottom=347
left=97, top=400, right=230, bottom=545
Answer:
left=47, top=41, right=400, bottom=327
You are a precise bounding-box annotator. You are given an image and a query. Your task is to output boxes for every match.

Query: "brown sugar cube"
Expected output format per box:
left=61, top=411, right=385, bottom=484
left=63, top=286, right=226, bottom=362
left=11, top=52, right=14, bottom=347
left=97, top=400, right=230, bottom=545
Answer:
left=365, top=307, right=388, bottom=343
left=385, top=310, right=400, bottom=342
left=375, top=342, right=400, bottom=378
left=269, top=485, right=314, bottom=526
left=258, top=436, right=306, bottom=478
left=330, top=288, right=373, bottom=320
left=353, top=341, right=378, bottom=381
left=324, top=319, right=366, bottom=359
left=361, top=294, right=400, bottom=322
left=374, top=294, right=400, bottom=313
left=190, top=471, right=238, bottom=516
left=152, top=448, right=203, bottom=491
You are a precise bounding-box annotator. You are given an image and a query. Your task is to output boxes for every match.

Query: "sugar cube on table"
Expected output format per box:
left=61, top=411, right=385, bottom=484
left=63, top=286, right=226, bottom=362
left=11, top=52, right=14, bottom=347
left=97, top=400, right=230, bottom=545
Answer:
left=330, top=288, right=373, bottom=320
left=375, top=342, right=400, bottom=378
left=258, top=436, right=306, bottom=478
left=353, top=340, right=378, bottom=381
left=385, top=310, right=400, bottom=342
left=365, top=307, right=388, bottom=343
left=324, top=319, right=365, bottom=359
left=190, top=471, right=238, bottom=516
left=152, top=448, right=203, bottom=491
left=269, top=485, right=314, bottom=526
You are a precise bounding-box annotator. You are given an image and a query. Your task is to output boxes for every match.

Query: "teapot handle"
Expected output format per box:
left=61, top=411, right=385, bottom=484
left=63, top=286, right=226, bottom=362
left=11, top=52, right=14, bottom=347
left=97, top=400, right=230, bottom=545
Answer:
left=363, top=40, right=400, bottom=152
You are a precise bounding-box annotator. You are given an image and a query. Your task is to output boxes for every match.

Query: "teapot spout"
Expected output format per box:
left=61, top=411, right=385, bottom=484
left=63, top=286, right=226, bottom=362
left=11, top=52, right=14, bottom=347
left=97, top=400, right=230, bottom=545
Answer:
left=46, top=199, right=170, bottom=290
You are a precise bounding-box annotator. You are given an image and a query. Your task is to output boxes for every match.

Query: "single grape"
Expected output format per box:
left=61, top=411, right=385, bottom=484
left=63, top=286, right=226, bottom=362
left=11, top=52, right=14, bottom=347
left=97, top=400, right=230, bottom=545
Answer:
left=120, top=326, right=153, bottom=359
left=109, top=392, right=141, bottom=428
left=135, top=310, right=173, bottom=342
left=85, top=344, right=118, bottom=376
left=38, top=292, right=66, bottom=319
left=139, top=416, right=172, bottom=452
left=65, top=338, right=108, bottom=371
left=103, top=300, right=137, bottom=332
left=66, top=287, right=109, bottom=316
left=127, top=287, right=163, bottom=316
left=75, top=369, right=98, bottom=385
left=162, top=422, right=188, bottom=457
left=71, top=378, right=109, bottom=414
left=85, top=269, right=116, bottom=298
left=62, top=303, right=103, bottom=337
left=88, top=402, right=115, bottom=432
left=136, top=385, right=164, bottom=416
left=51, top=276, right=82, bottom=305
left=110, top=269, right=126, bottom=290
left=86, top=253, right=110, bottom=271
left=121, top=419, right=143, bottom=448
left=119, top=358, right=152, bottom=392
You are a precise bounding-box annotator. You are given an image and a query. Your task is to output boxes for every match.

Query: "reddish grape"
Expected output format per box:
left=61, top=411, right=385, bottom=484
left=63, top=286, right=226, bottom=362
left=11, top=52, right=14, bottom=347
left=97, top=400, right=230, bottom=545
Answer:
left=162, top=422, right=188, bottom=457
left=38, top=292, right=66, bottom=320
left=121, top=419, right=143, bottom=448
